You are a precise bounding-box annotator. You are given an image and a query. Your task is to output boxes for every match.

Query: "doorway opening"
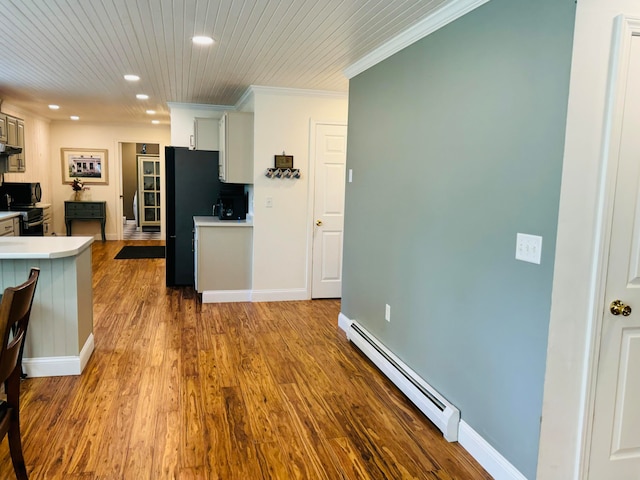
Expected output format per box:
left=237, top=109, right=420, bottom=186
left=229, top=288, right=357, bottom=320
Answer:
left=121, top=142, right=161, bottom=240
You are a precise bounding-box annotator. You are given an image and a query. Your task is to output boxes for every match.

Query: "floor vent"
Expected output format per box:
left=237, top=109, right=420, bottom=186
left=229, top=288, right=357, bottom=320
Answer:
left=345, top=318, right=460, bottom=442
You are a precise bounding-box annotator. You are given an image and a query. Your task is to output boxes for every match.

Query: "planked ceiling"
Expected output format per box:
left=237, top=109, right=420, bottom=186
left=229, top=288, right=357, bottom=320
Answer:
left=0, top=0, right=449, bottom=125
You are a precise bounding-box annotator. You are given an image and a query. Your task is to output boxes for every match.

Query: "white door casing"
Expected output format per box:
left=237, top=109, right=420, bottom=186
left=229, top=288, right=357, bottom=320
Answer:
left=588, top=22, right=640, bottom=479
left=311, top=123, right=347, bottom=298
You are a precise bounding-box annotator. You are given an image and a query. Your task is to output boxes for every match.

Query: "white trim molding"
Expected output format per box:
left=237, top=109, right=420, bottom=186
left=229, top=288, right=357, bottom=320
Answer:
left=243, top=85, right=348, bottom=101
left=202, top=290, right=252, bottom=303
left=200, top=288, right=311, bottom=303
left=344, top=0, right=491, bottom=79
left=23, top=333, right=95, bottom=377
left=167, top=101, right=233, bottom=112
left=250, top=288, right=309, bottom=303
left=459, top=421, right=527, bottom=480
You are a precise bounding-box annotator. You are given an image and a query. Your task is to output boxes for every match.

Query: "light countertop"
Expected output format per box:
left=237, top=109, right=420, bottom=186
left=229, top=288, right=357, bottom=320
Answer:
left=194, top=216, right=253, bottom=227
left=0, top=212, right=21, bottom=221
left=0, top=236, right=94, bottom=259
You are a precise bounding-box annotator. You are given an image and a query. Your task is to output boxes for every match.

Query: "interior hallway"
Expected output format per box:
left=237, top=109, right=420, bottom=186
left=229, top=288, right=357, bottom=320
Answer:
left=0, top=240, right=490, bottom=479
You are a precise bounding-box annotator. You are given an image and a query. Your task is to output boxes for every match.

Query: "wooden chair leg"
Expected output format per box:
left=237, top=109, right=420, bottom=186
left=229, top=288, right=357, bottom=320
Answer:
left=6, top=373, right=28, bottom=480
left=8, top=420, right=28, bottom=480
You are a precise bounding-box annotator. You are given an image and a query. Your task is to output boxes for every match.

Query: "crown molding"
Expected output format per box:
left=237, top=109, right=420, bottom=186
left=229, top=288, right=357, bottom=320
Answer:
left=244, top=85, right=348, bottom=99
left=166, top=102, right=233, bottom=111
left=343, top=0, right=491, bottom=79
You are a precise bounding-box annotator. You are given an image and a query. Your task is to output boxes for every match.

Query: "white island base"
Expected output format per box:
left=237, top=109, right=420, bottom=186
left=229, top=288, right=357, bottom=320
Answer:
left=0, top=236, right=95, bottom=377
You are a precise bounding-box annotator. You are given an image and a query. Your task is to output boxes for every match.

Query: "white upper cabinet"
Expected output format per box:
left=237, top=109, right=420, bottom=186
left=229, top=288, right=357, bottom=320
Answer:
left=219, top=111, right=253, bottom=184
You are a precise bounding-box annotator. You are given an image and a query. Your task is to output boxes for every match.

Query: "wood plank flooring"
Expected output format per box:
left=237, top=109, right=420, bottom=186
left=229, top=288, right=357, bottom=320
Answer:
left=0, top=240, right=491, bottom=479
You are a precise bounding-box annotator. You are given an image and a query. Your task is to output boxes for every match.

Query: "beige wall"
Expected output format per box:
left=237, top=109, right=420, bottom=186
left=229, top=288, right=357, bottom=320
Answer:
left=1, top=102, right=52, bottom=202
left=49, top=121, right=170, bottom=238
left=121, top=143, right=137, bottom=220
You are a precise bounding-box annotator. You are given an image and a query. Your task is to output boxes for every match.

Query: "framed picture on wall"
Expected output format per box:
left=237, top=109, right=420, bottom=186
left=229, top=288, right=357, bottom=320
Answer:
left=274, top=154, right=294, bottom=169
left=61, top=148, right=108, bottom=184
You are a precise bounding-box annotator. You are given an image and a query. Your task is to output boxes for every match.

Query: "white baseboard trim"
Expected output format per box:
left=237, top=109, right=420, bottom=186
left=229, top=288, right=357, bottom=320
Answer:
left=338, top=312, right=352, bottom=332
left=338, top=312, right=526, bottom=480
left=202, top=289, right=252, bottom=303
left=250, top=288, right=309, bottom=302
left=458, top=421, right=527, bottom=480
left=23, top=333, right=95, bottom=378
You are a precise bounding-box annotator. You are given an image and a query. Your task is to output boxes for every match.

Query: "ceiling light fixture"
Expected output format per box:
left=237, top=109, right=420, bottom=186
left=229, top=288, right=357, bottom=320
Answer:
left=146, top=110, right=156, bottom=115
left=70, top=115, right=80, bottom=121
left=192, top=36, right=214, bottom=46
left=48, top=104, right=60, bottom=110
left=124, top=74, right=140, bottom=81
left=136, top=94, right=149, bottom=100
left=151, top=120, right=160, bottom=125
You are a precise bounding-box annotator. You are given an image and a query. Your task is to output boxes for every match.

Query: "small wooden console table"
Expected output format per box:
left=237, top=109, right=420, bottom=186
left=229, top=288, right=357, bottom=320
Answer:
left=65, top=201, right=107, bottom=242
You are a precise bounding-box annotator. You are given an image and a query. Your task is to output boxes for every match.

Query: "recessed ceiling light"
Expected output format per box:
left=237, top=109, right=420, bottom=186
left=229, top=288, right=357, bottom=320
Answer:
left=70, top=115, right=80, bottom=121
left=151, top=120, right=160, bottom=125
left=124, top=74, right=140, bottom=81
left=192, top=36, right=214, bottom=46
left=48, top=104, right=60, bottom=110
left=146, top=110, right=156, bottom=115
left=136, top=94, right=149, bottom=100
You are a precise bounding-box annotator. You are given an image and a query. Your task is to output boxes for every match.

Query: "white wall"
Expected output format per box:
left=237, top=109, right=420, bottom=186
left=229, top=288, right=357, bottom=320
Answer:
left=1, top=102, right=52, bottom=202
left=250, top=87, right=348, bottom=299
left=539, top=1, right=637, bottom=478
left=49, top=121, right=170, bottom=238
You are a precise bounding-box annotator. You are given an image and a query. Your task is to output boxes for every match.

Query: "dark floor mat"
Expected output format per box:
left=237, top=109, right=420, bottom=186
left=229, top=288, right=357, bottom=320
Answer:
left=115, top=246, right=165, bottom=259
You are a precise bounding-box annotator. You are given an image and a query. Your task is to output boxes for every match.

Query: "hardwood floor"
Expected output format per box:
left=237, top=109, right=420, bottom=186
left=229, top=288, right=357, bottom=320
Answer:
left=0, top=240, right=491, bottom=479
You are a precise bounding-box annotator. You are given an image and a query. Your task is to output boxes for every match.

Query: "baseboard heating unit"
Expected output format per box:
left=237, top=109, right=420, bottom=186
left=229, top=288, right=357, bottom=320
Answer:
left=342, top=316, right=460, bottom=442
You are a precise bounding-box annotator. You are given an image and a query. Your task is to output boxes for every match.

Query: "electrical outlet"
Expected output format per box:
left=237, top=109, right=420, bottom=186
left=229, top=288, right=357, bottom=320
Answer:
left=385, top=304, right=391, bottom=322
left=515, top=233, right=542, bottom=264
left=266, top=197, right=273, bottom=208
left=348, top=169, right=353, bottom=183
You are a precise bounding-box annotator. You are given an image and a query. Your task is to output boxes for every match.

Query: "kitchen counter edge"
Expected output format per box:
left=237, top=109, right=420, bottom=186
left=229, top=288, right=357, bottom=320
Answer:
left=0, top=236, right=94, bottom=259
left=194, top=216, right=253, bottom=227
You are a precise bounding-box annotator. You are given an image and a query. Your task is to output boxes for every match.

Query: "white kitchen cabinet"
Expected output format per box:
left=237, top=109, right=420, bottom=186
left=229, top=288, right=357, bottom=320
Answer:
left=219, top=111, right=253, bottom=184
left=137, top=156, right=161, bottom=228
left=39, top=203, right=53, bottom=236
left=194, top=217, right=252, bottom=297
left=6, top=115, right=25, bottom=172
left=193, top=117, right=219, bottom=151
left=0, top=113, right=7, bottom=143
left=0, top=216, right=18, bottom=236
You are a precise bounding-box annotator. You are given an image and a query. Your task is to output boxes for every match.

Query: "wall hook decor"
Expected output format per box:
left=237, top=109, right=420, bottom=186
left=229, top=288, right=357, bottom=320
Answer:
left=266, top=152, right=300, bottom=179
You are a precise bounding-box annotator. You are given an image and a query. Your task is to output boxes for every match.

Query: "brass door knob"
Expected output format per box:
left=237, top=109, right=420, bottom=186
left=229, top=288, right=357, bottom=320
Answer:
left=316, top=220, right=323, bottom=226
left=610, top=300, right=632, bottom=316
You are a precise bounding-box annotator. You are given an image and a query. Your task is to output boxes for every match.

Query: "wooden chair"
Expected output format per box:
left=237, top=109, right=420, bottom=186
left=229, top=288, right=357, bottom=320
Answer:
left=0, top=268, right=40, bottom=480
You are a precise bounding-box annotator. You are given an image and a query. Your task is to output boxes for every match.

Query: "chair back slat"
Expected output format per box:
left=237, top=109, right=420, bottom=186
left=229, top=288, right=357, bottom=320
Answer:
left=0, top=269, right=40, bottom=383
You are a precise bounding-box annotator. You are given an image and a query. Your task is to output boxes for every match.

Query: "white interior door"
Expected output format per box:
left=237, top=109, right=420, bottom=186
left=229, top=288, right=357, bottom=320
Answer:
left=589, top=34, right=640, bottom=479
left=311, top=123, right=347, bottom=298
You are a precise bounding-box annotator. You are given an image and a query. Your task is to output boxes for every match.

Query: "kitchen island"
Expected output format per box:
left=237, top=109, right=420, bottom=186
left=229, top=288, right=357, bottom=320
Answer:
left=0, top=236, right=94, bottom=377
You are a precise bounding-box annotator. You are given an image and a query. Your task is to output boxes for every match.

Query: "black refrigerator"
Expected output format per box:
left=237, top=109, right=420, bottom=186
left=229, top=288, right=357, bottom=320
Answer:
left=165, top=146, right=221, bottom=286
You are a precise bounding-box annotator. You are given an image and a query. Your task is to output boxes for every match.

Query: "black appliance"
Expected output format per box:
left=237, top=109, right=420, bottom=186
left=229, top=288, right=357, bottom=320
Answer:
left=0, top=182, right=42, bottom=206
left=0, top=182, right=44, bottom=236
left=165, top=147, right=224, bottom=286
left=216, top=185, right=247, bottom=220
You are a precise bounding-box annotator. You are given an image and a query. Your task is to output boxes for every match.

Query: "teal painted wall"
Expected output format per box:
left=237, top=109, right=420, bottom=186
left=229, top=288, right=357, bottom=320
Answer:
left=341, top=1, right=576, bottom=477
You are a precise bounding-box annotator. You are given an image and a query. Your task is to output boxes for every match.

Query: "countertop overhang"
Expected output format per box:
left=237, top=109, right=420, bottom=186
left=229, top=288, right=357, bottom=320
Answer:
left=0, top=211, right=22, bottom=221
left=0, top=236, right=94, bottom=259
left=194, top=216, right=253, bottom=227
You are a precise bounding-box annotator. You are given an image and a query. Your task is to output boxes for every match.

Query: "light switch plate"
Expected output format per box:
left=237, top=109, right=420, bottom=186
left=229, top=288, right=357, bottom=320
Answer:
left=515, top=233, right=542, bottom=264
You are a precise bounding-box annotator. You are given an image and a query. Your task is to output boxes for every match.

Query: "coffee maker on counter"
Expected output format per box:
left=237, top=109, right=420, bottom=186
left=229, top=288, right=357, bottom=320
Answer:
left=214, top=184, right=247, bottom=220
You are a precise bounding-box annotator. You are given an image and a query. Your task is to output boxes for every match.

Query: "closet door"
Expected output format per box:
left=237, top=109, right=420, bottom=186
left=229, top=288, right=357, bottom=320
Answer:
left=137, top=155, right=161, bottom=228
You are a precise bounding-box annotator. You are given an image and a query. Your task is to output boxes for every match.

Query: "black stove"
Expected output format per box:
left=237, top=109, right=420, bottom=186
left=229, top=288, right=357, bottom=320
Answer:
left=5, top=205, right=44, bottom=236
